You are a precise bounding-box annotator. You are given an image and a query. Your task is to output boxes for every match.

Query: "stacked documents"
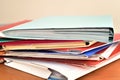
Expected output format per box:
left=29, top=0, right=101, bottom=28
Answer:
left=1, top=41, right=119, bottom=60
left=0, top=16, right=120, bottom=80
left=2, top=39, right=120, bottom=80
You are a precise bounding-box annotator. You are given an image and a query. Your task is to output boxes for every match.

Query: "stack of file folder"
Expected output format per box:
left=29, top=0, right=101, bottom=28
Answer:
left=0, top=16, right=120, bottom=80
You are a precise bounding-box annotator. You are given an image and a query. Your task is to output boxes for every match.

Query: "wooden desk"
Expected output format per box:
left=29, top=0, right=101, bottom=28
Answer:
left=0, top=59, right=120, bottom=80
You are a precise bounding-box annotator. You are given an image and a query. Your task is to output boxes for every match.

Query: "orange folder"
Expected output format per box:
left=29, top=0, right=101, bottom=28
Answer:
left=0, top=20, right=31, bottom=31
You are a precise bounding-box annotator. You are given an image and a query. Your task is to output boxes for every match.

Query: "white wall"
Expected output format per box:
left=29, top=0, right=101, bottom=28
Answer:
left=0, top=0, right=120, bottom=32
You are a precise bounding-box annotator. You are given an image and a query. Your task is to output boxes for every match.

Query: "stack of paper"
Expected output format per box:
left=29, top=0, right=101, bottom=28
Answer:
left=0, top=16, right=120, bottom=80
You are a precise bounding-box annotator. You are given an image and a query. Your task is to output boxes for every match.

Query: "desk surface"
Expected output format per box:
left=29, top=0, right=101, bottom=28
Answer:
left=0, top=59, right=120, bottom=80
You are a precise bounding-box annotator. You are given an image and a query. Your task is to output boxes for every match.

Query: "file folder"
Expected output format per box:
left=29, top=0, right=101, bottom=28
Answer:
left=0, top=16, right=114, bottom=43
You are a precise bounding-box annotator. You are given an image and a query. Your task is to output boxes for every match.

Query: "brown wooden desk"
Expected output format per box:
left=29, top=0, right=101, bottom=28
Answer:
left=0, top=59, right=120, bottom=80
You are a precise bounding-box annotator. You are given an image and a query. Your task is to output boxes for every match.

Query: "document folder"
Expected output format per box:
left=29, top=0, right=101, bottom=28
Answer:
left=0, top=16, right=114, bottom=43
